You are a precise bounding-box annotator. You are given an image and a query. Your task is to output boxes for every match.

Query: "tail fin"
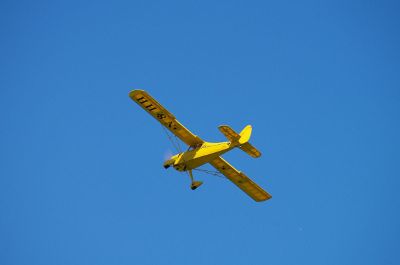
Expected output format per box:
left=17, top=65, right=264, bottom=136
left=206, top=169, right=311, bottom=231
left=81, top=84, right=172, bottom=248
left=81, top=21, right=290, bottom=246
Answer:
left=218, top=125, right=261, bottom=158
left=239, top=125, right=252, bottom=144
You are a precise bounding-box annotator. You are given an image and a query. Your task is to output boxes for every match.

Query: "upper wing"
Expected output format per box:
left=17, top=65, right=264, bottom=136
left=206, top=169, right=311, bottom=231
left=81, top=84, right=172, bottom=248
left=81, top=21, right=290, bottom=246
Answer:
left=129, top=90, right=204, bottom=147
left=209, top=157, right=272, bottom=202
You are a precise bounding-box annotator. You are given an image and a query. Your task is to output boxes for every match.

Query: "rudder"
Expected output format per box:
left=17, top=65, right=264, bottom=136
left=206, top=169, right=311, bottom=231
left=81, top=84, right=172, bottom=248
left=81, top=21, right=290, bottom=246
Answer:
left=239, top=125, right=252, bottom=144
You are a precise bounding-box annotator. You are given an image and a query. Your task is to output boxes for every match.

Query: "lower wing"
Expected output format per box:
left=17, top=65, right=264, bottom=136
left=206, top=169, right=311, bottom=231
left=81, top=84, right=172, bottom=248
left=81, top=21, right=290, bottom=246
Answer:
left=209, top=157, right=272, bottom=202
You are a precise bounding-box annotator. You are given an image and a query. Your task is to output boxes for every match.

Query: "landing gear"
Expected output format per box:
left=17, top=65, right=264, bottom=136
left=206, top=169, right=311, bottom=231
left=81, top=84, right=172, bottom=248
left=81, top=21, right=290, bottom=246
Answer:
left=188, top=170, right=203, bottom=190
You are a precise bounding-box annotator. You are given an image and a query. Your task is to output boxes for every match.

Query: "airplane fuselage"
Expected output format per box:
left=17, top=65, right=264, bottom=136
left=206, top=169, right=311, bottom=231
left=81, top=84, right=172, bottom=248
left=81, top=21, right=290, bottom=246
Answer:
left=163, top=141, right=236, bottom=171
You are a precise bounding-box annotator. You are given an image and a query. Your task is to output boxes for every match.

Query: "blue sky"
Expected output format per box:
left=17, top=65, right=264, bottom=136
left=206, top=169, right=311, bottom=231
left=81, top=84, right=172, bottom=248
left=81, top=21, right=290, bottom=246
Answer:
left=1, top=1, right=399, bottom=264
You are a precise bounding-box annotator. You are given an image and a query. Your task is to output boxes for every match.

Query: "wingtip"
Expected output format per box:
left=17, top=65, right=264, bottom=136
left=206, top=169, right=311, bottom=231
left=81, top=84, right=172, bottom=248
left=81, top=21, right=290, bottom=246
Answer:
left=128, top=89, right=145, bottom=98
left=256, top=194, right=272, bottom=202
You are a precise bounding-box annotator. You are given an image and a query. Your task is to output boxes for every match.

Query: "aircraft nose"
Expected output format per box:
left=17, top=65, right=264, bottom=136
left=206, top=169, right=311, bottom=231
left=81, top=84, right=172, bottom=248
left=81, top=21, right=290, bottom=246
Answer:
left=163, top=157, right=175, bottom=169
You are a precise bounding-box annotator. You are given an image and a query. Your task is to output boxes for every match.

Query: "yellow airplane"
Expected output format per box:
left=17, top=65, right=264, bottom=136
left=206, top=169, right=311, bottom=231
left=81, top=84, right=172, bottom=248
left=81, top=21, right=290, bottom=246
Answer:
left=129, top=90, right=272, bottom=202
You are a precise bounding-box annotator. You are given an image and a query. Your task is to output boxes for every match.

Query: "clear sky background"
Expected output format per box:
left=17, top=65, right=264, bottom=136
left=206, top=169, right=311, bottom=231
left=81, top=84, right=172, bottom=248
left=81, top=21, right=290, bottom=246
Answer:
left=1, top=1, right=399, bottom=264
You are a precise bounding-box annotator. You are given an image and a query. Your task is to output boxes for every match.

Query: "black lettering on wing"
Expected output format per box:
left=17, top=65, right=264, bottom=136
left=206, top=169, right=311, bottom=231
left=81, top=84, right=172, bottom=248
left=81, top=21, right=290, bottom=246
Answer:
left=157, top=113, right=167, bottom=119
left=136, top=96, right=147, bottom=104
left=166, top=121, right=178, bottom=130
left=145, top=104, right=157, bottom=111
left=136, top=96, right=157, bottom=112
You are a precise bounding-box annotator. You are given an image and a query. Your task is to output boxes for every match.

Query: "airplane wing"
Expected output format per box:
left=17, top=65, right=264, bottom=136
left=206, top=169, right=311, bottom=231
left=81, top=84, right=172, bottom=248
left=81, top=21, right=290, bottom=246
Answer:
left=209, top=157, right=272, bottom=202
left=129, top=90, right=204, bottom=147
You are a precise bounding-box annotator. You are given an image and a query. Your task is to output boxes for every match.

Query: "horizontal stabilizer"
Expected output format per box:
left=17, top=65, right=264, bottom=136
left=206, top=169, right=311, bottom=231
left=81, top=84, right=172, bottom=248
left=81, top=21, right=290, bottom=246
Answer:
left=218, top=125, right=240, bottom=142
left=219, top=125, right=252, bottom=144
left=219, top=124, right=260, bottom=158
left=240, top=142, right=261, bottom=158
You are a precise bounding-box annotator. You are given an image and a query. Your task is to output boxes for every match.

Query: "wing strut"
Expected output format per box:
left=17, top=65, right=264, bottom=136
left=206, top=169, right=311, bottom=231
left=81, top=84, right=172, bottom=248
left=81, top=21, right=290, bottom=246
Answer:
left=193, top=168, right=225, bottom=179
left=161, top=124, right=183, bottom=153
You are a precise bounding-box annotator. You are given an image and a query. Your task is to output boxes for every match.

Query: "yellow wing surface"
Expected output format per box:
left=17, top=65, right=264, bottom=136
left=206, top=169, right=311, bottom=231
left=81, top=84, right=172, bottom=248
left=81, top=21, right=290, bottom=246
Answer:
left=129, top=90, right=204, bottom=147
left=210, top=157, right=272, bottom=202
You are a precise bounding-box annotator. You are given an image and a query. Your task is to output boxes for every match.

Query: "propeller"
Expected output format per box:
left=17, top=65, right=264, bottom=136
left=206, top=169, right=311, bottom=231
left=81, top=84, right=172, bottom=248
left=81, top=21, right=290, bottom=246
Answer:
left=163, top=149, right=174, bottom=161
